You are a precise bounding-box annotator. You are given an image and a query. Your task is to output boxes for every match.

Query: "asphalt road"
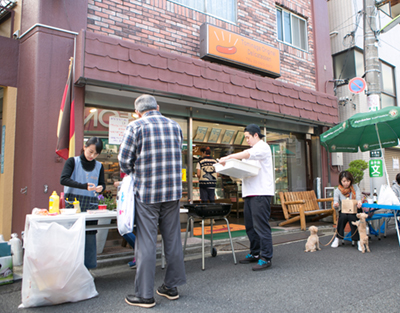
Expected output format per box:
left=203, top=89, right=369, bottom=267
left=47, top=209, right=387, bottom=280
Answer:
left=2, top=228, right=400, bottom=313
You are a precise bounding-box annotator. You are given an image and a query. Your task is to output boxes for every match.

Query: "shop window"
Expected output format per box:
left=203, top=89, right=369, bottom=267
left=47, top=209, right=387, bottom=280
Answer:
left=189, top=120, right=248, bottom=202
left=84, top=107, right=189, bottom=199
left=269, top=132, right=307, bottom=203
left=169, top=0, right=236, bottom=23
left=276, top=7, right=308, bottom=51
left=83, top=107, right=310, bottom=206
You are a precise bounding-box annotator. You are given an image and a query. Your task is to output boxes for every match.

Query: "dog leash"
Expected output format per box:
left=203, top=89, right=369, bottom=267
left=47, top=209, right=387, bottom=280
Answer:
left=321, top=216, right=359, bottom=246
left=321, top=228, right=359, bottom=246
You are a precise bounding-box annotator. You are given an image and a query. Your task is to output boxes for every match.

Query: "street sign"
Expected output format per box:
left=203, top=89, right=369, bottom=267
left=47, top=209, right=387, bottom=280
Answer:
left=348, top=77, right=366, bottom=94
left=369, top=149, right=382, bottom=158
left=369, top=159, right=383, bottom=177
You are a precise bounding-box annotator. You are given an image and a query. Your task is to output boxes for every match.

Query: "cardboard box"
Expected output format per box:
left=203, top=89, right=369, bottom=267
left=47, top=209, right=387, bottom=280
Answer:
left=341, top=199, right=358, bottom=214
left=214, top=159, right=260, bottom=179
left=0, top=243, right=13, bottom=285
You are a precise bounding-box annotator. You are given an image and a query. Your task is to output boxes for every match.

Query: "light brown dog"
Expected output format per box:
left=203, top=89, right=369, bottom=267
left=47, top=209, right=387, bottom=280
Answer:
left=305, top=226, right=321, bottom=252
left=352, top=212, right=370, bottom=253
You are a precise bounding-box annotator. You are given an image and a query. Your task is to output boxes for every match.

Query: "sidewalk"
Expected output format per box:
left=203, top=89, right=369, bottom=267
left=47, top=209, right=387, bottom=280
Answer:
left=94, top=218, right=337, bottom=269
left=13, top=218, right=336, bottom=277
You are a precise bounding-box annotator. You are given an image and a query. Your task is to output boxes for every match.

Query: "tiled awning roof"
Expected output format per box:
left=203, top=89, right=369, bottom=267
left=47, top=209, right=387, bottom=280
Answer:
left=79, top=31, right=338, bottom=126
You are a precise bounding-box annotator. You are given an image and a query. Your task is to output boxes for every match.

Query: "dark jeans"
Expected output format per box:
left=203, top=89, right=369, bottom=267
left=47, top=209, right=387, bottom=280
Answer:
left=85, top=231, right=97, bottom=269
left=123, top=232, right=136, bottom=250
left=244, top=196, right=273, bottom=260
left=200, top=187, right=215, bottom=203
left=336, top=211, right=360, bottom=241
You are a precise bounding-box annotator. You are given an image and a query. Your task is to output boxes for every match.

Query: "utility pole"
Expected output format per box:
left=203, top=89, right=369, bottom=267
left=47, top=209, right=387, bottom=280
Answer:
left=363, top=0, right=386, bottom=194
left=364, top=0, right=380, bottom=111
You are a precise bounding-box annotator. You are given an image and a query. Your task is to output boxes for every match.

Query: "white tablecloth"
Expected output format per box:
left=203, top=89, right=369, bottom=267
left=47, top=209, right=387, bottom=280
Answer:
left=23, top=211, right=118, bottom=248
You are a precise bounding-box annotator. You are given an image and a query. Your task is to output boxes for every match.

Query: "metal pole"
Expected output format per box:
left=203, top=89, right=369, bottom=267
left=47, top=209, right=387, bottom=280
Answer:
left=375, top=124, right=390, bottom=186
left=363, top=0, right=381, bottom=110
left=364, top=0, right=387, bottom=193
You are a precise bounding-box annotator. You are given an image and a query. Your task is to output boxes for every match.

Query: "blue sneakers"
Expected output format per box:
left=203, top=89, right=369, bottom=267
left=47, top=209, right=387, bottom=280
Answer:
left=128, top=258, right=136, bottom=268
left=239, top=253, right=259, bottom=264
left=252, top=257, right=272, bottom=271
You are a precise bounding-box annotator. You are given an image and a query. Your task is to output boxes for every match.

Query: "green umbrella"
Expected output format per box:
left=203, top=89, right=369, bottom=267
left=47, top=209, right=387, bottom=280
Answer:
left=320, top=106, right=400, bottom=153
left=320, top=106, right=400, bottom=185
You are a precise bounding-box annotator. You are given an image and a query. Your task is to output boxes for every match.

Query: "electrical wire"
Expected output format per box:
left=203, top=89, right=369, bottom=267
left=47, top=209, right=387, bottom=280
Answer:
left=330, top=12, right=359, bottom=34
left=379, top=37, right=400, bottom=53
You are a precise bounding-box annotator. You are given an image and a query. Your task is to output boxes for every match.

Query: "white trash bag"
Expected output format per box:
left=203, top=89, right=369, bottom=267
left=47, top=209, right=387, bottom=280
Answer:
left=378, top=184, right=400, bottom=205
left=19, top=216, right=98, bottom=308
left=117, top=173, right=135, bottom=236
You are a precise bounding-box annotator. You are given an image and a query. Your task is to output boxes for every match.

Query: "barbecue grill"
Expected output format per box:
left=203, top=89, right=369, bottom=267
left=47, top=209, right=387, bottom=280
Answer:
left=183, top=203, right=237, bottom=270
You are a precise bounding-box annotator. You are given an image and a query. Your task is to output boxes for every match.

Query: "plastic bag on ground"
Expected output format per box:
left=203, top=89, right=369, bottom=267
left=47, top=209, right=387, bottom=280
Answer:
left=117, top=173, right=135, bottom=236
left=19, top=216, right=98, bottom=308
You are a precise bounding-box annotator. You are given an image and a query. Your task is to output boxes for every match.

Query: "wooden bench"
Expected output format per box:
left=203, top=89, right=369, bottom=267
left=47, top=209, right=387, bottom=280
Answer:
left=278, top=190, right=337, bottom=231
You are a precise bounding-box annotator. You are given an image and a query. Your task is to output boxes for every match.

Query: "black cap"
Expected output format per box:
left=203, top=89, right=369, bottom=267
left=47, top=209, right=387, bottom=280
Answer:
left=244, top=124, right=265, bottom=138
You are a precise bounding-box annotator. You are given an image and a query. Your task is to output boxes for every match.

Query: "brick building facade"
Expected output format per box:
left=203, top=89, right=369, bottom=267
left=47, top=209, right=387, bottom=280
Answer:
left=86, top=0, right=316, bottom=89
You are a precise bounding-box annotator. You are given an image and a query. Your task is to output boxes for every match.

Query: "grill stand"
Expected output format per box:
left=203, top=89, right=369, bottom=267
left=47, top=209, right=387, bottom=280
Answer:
left=183, top=215, right=237, bottom=270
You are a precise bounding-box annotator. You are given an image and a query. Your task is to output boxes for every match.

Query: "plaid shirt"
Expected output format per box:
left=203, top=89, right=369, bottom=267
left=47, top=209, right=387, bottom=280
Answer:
left=118, top=110, right=183, bottom=204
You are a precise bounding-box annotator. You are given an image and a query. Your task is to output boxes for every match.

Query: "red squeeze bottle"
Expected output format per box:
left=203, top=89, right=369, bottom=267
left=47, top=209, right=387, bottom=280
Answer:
left=60, top=192, right=65, bottom=209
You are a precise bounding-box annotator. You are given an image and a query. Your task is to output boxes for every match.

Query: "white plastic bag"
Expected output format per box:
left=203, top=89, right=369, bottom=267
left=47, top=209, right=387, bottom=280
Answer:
left=378, top=184, right=400, bottom=205
left=117, top=174, right=135, bottom=236
left=19, top=216, right=98, bottom=308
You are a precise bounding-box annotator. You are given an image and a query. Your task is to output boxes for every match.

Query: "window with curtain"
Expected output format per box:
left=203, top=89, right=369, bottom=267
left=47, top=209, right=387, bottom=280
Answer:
left=170, top=0, right=236, bottom=23
left=380, top=61, right=397, bottom=108
left=276, top=7, right=307, bottom=51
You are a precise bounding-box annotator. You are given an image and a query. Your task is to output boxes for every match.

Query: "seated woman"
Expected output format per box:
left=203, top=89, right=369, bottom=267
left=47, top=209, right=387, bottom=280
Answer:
left=392, top=173, right=400, bottom=201
left=331, top=171, right=363, bottom=251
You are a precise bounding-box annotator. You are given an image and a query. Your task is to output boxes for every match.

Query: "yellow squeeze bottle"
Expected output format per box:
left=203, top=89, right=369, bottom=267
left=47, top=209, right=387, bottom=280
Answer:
left=73, top=198, right=81, bottom=213
left=49, top=191, right=60, bottom=214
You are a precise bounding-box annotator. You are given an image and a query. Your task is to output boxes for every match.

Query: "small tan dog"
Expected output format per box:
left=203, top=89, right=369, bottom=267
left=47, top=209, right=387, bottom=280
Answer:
left=305, top=226, right=321, bottom=252
left=352, top=212, right=370, bottom=253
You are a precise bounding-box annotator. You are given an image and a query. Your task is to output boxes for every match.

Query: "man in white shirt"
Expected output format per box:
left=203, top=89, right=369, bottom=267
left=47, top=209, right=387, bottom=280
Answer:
left=219, top=124, right=274, bottom=271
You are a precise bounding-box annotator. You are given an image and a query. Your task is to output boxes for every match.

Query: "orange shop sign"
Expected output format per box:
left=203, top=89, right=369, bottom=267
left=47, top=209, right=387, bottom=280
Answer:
left=200, top=24, right=280, bottom=77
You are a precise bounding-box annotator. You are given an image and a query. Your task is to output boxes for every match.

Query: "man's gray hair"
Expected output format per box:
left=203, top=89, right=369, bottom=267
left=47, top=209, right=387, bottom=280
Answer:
left=135, top=94, right=158, bottom=113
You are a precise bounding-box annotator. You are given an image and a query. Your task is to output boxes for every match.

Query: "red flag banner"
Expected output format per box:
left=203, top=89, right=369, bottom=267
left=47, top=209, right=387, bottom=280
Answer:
left=56, top=57, right=76, bottom=160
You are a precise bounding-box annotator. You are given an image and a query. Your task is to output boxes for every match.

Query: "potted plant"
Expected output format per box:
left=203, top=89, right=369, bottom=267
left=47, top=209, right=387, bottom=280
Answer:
left=97, top=194, right=116, bottom=210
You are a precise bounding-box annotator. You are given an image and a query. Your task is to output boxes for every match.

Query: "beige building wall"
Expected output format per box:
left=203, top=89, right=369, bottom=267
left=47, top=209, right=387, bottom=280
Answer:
left=385, top=148, right=400, bottom=184
left=0, top=87, right=17, bottom=241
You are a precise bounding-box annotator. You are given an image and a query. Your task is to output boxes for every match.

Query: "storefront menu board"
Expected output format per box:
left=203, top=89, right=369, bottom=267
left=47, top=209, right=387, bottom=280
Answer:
left=109, top=116, right=129, bottom=144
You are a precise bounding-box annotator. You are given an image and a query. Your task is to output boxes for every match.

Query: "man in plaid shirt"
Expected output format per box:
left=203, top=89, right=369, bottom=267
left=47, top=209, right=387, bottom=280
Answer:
left=119, top=94, right=186, bottom=308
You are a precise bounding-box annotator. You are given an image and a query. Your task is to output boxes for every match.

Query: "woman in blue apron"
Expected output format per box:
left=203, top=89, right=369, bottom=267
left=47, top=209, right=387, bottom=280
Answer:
left=60, top=137, right=105, bottom=268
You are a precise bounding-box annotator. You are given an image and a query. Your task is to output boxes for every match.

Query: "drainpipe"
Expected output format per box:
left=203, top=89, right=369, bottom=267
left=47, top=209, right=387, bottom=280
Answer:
left=18, top=23, right=78, bottom=83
